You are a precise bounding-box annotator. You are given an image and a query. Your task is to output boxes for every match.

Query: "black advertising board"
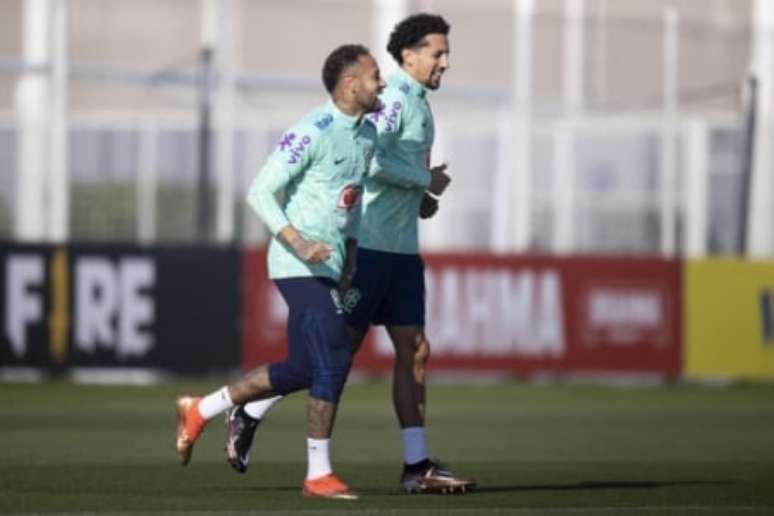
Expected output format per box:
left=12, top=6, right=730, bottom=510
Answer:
left=0, top=244, right=240, bottom=374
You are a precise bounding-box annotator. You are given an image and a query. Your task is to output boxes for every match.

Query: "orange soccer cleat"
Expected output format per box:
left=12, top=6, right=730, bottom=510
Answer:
left=302, top=473, right=359, bottom=500
left=175, top=396, right=205, bottom=466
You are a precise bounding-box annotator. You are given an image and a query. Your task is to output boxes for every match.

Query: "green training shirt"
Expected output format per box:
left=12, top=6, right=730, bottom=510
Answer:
left=247, top=100, right=377, bottom=281
left=358, top=67, right=435, bottom=255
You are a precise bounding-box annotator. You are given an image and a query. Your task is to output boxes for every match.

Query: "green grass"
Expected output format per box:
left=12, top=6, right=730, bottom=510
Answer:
left=2, top=381, right=774, bottom=515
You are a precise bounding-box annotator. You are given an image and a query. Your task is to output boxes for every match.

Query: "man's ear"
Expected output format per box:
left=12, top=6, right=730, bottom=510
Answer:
left=401, top=48, right=414, bottom=67
left=343, top=73, right=358, bottom=95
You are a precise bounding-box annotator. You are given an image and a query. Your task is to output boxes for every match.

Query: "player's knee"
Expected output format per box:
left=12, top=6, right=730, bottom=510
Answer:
left=310, top=366, right=350, bottom=403
left=310, top=345, right=352, bottom=403
left=412, top=334, right=430, bottom=383
left=268, top=362, right=311, bottom=395
left=414, top=334, right=430, bottom=366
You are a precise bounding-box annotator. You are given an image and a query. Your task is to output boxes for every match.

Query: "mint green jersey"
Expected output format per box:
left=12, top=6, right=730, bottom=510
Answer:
left=247, top=100, right=377, bottom=281
left=358, top=68, right=434, bottom=254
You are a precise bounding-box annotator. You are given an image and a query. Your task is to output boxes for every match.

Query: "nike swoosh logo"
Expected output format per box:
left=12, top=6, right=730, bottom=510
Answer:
left=334, top=157, right=346, bottom=165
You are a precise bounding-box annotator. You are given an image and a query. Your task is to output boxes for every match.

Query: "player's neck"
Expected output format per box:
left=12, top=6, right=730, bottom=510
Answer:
left=332, top=96, right=364, bottom=120
left=400, top=65, right=425, bottom=88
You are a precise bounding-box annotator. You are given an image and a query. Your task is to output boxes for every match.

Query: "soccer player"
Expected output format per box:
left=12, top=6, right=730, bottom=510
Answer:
left=227, top=14, right=475, bottom=495
left=174, top=44, right=384, bottom=501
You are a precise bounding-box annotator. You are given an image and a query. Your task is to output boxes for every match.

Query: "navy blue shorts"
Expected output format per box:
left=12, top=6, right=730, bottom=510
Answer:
left=268, top=277, right=352, bottom=403
left=345, top=248, right=425, bottom=333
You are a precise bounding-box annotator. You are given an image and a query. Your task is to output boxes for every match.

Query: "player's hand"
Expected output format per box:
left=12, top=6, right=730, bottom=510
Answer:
left=428, top=163, right=450, bottom=196
left=338, top=240, right=357, bottom=298
left=289, top=236, right=331, bottom=263
left=419, top=193, right=439, bottom=219
left=338, top=270, right=354, bottom=300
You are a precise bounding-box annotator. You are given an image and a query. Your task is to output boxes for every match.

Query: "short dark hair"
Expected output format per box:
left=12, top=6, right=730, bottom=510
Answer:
left=321, top=44, right=370, bottom=93
left=387, top=13, right=450, bottom=64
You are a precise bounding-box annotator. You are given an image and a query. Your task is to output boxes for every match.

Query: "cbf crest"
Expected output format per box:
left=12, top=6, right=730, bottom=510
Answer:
left=330, top=287, right=362, bottom=315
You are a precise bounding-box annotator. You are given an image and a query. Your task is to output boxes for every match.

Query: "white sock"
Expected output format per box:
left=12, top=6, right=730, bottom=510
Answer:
left=198, top=386, right=234, bottom=419
left=244, top=395, right=284, bottom=420
left=401, top=426, right=429, bottom=465
left=306, top=438, right=332, bottom=480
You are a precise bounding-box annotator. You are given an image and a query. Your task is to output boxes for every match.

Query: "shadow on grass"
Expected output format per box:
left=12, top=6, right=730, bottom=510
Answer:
left=207, top=479, right=739, bottom=498
left=474, top=480, right=736, bottom=494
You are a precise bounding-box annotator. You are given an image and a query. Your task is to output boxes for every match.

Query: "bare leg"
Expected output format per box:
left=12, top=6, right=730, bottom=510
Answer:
left=387, top=325, right=429, bottom=428
left=227, top=365, right=278, bottom=405
left=306, top=396, right=339, bottom=439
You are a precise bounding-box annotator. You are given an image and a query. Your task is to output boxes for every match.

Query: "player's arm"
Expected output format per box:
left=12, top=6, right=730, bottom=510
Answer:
left=419, top=192, right=439, bottom=219
left=369, top=105, right=450, bottom=195
left=366, top=94, right=436, bottom=191
left=246, top=128, right=331, bottom=263
left=338, top=237, right=358, bottom=296
left=338, top=180, right=362, bottom=292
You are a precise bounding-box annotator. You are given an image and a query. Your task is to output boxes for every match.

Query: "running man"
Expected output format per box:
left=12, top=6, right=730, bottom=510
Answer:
left=174, top=44, right=384, bottom=500
left=228, top=14, right=475, bottom=495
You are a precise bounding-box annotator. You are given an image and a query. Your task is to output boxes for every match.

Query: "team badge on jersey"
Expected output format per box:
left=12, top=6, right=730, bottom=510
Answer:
left=337, top=184, right=363, bottom=211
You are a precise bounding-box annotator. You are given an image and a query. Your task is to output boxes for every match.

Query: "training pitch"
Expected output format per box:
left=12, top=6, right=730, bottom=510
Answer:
left=1, top=379, right=774, bottom=515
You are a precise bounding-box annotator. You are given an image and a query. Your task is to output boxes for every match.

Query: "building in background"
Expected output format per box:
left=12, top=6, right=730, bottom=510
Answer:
left=0, top=0, right=771, bottom=257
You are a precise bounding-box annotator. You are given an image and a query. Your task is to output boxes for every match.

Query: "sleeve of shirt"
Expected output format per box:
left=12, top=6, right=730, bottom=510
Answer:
left=366, top=93, right=431, bottom=189
left=246, top=124, right=320, bottom=235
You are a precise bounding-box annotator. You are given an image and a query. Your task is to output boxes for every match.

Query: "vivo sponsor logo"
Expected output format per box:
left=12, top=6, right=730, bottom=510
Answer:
left=368, top=101, right=401, bottom=133
left=278, top=132, right=312, bottom=164
left=287, top=135, right=312, bottom=164
left=375, top=267, right=565, bottom=358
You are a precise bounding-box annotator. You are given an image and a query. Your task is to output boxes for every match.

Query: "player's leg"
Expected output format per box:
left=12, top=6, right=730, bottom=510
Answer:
left=383, top=254, right=476, bottom=494
left=387, top=324, right=475, bottom=494
left=175, top=364, right=287, bottom=466
left=224, top=249, right=384, bottom=474
left=387, top=325, right=429, bottom=428
left=295, top=278, right=357, bottom=500
left=225, top=294, right=311, bottom=472
left=387, top=324, right=429, bottom=464
left=225, top=395, right=283, bottom=473
left=176, top=279, right=313, bottom=467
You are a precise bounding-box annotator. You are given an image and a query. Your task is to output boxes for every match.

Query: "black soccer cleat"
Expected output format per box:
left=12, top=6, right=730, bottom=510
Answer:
left=400, top=459, right=476, bottom=494
left=225, top=406, right=260, bottom=474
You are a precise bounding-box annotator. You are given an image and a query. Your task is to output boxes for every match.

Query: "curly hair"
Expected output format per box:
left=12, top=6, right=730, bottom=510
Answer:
left=321, top=44, right=370, bottom=93
left=386, top=13, right=450, bottom=65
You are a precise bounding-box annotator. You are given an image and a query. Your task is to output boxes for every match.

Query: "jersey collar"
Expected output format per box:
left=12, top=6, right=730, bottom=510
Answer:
left=391, top=67, right=427, bottom=99
left=328, top=99, right=363, bottom=129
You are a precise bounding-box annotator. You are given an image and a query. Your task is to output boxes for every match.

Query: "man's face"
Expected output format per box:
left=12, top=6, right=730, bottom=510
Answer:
left=402, top=33, right=450, bottom=90
left=350, top=54, right=385, bottom=113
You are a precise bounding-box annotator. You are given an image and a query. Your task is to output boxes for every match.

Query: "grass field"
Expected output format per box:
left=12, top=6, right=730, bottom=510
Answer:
left=2, top=380, right=774, bottom=515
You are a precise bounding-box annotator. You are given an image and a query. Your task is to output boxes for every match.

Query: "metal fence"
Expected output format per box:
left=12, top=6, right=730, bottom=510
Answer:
left=0, top=110, right=746, bottom=254
left=0, top=0, right=759, bottom=255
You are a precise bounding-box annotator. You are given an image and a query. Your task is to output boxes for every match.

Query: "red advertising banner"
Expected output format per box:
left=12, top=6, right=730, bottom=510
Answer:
left=241, top=250, right=681, bottom=377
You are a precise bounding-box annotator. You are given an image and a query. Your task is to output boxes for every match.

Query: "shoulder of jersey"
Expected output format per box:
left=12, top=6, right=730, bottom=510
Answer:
left=278, top=106, right=334, bottom=144
left=383, top=81, right=410, bottom=103
left=272, top=107, right=334, bottom=164
left=298, top=106, right=336, bottom=134
left=366, top=85, right=407, bottom=130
